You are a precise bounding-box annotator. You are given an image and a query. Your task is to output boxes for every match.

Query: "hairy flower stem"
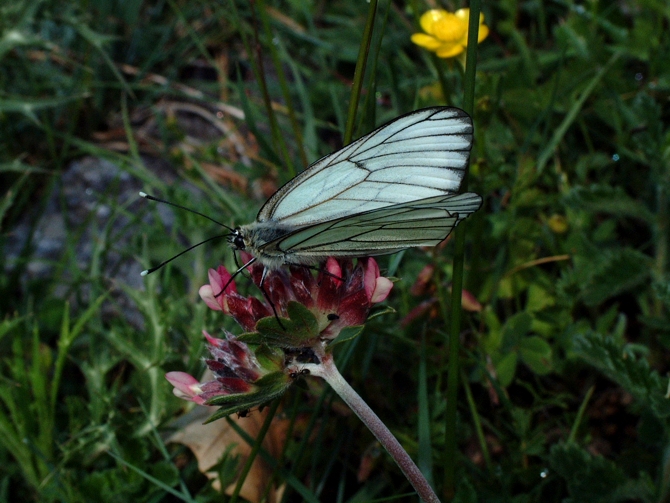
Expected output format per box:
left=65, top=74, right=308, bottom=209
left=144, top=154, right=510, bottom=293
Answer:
left=311, top=353, right=440, bottom=503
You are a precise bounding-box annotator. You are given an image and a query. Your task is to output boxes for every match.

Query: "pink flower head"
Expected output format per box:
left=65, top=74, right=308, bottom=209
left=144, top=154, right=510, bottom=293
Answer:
left=199, top=257, right=393, bottom=341
left=170, top=257, right=393, bottom=416
left=165, top=331, right=275, bottom=406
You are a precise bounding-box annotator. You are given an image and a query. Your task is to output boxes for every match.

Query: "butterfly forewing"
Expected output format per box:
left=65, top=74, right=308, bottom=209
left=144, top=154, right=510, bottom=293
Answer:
left=256, top=108, right=472, bottom=227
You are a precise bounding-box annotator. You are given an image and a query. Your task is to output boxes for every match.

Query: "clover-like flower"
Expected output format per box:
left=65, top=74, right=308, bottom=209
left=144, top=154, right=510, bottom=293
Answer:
left=166, top=257, right=392, bottom=420
left=165, top=259, right=441, bottom=501
left=166, top=329, right=288, bottom=421
left=411, top=8, right=489, bottom=58
left=198, top=255, right=392, bottom=342
left=165, top=331, right=270, bottom=404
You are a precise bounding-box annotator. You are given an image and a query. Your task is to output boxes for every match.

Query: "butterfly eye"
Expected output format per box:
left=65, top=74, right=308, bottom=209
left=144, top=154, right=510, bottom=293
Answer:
left=230, top=230, right=246, bottom=250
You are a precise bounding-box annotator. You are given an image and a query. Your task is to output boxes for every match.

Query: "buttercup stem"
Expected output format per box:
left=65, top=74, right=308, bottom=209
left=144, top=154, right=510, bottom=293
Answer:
left=310, top=353, right=440, bottom=503
left=444, top=1, right=482, bottom=498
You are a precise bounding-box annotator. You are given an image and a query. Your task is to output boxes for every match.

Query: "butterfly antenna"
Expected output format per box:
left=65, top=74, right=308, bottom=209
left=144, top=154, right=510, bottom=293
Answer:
left=140, top=191, right=237, bottom=276
left=139, top=192, right=235, bottom=232
left=141, top=234, right=229, bottom=276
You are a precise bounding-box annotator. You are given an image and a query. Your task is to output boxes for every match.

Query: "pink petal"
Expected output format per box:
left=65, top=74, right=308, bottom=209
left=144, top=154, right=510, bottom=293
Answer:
left=362, top=258, right=392, bottom=303
left=289, top=270, right=315, bottom=307
left=461, top=289, right=482, bottom=312
left=317, top=258, right=344, bottom=311
left=203, top=330, right=222, bottom=347
left=249, top=297, right=272, bottom=322
left=199, top=284, right=222, bottom=311
left=400, top=298, right=436, bottom=327
left=325, top=257, right=342, bottom=283
left=266, top=273, right=290, bottom=307
left=370, top=277, right=393, bottom=304
left=337, top=289, right=369, bottom=327
left=213, top=266, right=237, bottom=294
left=208, top=267, right=222, bottom=290
left=362, top=258, right=380, bottom=298
left=165, top=371, right=206, bottom=404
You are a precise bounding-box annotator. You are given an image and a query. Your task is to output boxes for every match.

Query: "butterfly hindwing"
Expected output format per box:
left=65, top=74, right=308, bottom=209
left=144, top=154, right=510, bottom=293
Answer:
left=258, top=192, right=482, bottom=260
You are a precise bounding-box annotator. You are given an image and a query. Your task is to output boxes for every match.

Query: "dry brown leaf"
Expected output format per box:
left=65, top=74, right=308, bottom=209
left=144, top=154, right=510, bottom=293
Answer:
left=169, top=405, right=290, bottom=503
left=200, top=161, right=248, bottom=192
left=409, top=263, right=435, bottom=296
left=357, top=441, right=381, bottom=482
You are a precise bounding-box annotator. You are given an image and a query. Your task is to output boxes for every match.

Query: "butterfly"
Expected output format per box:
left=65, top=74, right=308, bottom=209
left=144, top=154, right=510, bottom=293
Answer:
left=142, top=107, right=481, bottom=280
left=229, top=107, right=481, bottom=271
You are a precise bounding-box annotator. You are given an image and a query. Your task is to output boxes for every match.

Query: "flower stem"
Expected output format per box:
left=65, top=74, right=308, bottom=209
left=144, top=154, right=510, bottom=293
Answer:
left=444, top=1, right=482, bottom=499
left=310, top=353, right=440, bottom=503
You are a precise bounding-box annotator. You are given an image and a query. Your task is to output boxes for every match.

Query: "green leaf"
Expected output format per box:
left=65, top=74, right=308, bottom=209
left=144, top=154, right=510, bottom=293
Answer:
left=328, top=325, right=364, bottom=348
left=526, top=284, right=555, bottom=312
left=366, top=305, right=395, bottom=321
left=536, top=51, right=621, bottom=174
left=0, top=94, right=90, bottom=123
left=564, top=184, right=654, bottom=222
left=70, top=21, right=134, bottom=97
left=574, top=331, right=670, bottom=418
left=518, top=336, right=553, bottom=375
left=205, top=371, right=291, bottom=422
left=495, top=352, right=518, bottom=388
left=253, top=344, right=285, bottom=370
left=653, top=278, right=670, bottom=308
left=249, top=302, right=320, bottom=348
left=0, top=315, right=24, bottom=343
left=549, top=442, right=625, bottom=503
left=579, top=248, right=652, bottom=306
left=501, top=312, right=533, bottom=351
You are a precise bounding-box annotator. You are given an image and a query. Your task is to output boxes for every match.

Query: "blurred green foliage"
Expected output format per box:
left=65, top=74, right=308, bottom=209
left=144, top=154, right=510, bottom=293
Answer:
left=1, top=0, right=670, bottom=501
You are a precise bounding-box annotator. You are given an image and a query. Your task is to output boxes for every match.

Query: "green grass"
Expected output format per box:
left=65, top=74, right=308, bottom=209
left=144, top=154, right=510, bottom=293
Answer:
left=2, top=0, right=670, bottom=501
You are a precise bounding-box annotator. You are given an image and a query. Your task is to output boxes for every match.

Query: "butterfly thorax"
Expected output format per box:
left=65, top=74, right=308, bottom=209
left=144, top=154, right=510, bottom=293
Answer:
left=234, top=221, right=309, bottom=269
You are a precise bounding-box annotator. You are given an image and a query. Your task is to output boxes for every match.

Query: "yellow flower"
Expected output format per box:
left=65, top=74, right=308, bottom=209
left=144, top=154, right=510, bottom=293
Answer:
left=411, top=8, right=489, bottom=58
left=547, top=214, right=569, bottom=234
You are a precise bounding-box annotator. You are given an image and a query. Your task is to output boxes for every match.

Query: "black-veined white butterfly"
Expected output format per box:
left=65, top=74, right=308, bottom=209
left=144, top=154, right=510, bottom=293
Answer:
left=142, top=107, right=481, bottom=279
left=230, top=107, right=481, bottom=269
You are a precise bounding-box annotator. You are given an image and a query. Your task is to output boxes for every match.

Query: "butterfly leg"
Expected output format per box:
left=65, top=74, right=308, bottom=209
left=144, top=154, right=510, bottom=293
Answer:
left=297, top=263, right=344, bottom=284
left=258, top=267, right=287, bottom=330
left=215, top=256, right=257, bottom=298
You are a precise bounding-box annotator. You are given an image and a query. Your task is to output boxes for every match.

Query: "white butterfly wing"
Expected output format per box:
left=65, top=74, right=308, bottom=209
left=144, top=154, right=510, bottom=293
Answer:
left=256, top=107, right=472, bottom=227
left=257, top=192, right=482, bottom=259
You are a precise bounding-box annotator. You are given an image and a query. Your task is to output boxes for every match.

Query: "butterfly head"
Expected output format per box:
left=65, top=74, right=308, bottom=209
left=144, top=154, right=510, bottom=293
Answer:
left=228, top=228, right=247, bottom=251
